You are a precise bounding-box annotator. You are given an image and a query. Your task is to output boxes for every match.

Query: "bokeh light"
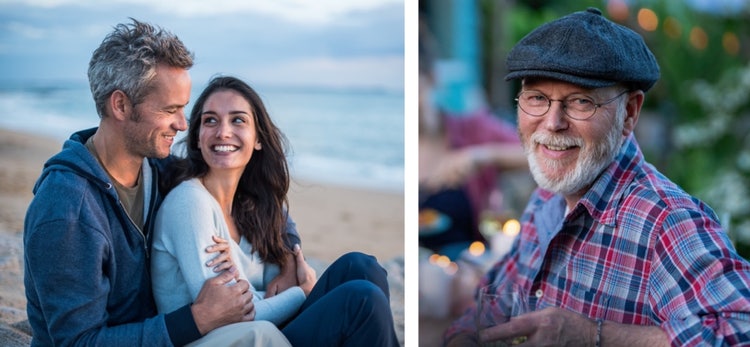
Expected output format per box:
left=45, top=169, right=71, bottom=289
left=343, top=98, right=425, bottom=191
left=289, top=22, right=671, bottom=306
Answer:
left=637, top=8, right=659, bottom=32
left=468, top=241, right=486, bottom=256
left=435, top=255, right=451, bottom=267
left=663, top=17, right=682, bottom=39
left=690, top=26, right=709, bottom=50
left=445, top=262, right=459, bottom=275
left=428, top=253, right=440, bottom=264
left=502, top=219, right=521, bottom=236
left=722, top=32, right=740, bottom=55
left=607, top=0, right=629, bottom=22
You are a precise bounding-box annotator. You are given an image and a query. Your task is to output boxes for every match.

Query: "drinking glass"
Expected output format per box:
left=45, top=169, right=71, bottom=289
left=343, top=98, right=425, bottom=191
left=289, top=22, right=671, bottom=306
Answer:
left=475, top=283, right=531, bottom=346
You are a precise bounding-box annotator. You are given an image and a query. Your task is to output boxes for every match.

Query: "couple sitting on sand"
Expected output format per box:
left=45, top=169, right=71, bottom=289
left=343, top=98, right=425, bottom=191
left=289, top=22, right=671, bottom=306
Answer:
left=23, top=19, right=398, bottom=346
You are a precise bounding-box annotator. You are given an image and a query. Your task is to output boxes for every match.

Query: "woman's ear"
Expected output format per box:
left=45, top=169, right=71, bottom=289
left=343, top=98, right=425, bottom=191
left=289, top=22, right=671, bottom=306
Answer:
left=254, top=142, right=262, bottom=150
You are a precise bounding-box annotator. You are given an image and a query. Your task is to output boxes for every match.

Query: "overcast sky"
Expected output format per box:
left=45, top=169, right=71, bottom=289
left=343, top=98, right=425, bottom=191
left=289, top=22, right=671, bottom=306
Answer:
left=0, top=0, right=405, bottom=91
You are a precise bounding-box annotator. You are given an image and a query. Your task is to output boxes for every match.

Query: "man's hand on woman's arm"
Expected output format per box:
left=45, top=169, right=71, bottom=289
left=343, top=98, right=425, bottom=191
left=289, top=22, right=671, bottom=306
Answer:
left=191, top=267, right=255, bottom=335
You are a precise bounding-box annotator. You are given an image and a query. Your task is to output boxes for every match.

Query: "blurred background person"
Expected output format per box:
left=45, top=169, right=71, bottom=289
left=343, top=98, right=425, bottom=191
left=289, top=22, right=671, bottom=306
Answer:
left=417, top=6, right=530, bottom=331
left=419, top=18, right=527, bottom=261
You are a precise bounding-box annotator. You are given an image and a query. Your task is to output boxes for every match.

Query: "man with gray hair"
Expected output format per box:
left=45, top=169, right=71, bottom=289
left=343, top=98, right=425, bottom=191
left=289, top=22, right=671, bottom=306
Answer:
left=24, top=19, right=295, bottom=346
left=445, top=8, right=750, bottom=346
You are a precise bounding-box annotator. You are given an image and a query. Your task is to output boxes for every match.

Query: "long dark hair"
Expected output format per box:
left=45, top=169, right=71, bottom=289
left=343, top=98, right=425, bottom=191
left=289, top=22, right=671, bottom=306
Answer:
left=169, top=76, right=291, bottom=266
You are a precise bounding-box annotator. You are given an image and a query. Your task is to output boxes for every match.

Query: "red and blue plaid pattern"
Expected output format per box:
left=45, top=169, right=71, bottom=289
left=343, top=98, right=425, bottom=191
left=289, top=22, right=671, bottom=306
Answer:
left=445, top=135, right=750, bottom=346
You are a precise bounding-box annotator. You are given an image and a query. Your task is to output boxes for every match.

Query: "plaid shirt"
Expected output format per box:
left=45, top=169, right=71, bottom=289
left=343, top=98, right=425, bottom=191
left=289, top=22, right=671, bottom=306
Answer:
left=445, top=135, right=750, bottom=346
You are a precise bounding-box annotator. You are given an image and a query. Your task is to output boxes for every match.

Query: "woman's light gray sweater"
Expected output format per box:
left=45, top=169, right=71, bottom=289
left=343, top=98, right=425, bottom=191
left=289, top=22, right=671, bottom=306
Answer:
left=151, top=178, right=305, bottom=325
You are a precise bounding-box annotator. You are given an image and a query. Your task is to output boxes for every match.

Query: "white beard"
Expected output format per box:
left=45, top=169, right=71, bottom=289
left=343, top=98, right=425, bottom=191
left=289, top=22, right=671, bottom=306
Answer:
left=523, top=105, right=625, bottom=195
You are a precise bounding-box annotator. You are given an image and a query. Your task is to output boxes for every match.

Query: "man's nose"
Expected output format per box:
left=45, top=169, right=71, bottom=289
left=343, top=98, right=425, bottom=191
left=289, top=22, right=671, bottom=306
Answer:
left=543, top=100, right=570, bottom=131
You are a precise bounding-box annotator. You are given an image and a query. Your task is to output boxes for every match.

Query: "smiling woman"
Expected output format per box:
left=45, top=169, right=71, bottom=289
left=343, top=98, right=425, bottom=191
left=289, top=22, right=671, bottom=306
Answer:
left=152, top=75, right=400, bottom=346
left=198, top=90, right=263, bottom=174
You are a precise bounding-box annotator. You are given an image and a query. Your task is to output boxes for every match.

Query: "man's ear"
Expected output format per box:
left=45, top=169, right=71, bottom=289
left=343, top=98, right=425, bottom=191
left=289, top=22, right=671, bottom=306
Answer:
left=109, top=90, right=131, bottom=121
left=622, top=90, right=644, bottom=137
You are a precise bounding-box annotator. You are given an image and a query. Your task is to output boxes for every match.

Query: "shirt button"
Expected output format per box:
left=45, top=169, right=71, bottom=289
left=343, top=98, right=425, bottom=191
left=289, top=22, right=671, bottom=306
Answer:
left=535, top=289, right=543, bottom=298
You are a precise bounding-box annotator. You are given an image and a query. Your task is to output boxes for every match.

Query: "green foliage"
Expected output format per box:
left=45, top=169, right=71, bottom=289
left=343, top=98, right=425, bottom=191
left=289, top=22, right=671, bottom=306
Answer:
left=641, top=3, right=750, bottom=257
left=673, top=63, right=750, bottom=252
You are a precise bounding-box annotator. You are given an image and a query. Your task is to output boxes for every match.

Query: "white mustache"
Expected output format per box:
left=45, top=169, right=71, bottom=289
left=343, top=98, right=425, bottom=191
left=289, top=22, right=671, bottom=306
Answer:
left=530, top=132, right=584, bottom=148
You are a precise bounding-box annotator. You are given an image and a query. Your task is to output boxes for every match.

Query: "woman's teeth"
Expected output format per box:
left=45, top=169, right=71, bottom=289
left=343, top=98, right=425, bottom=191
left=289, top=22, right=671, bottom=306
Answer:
left=213, top=145, right=237, bottom=152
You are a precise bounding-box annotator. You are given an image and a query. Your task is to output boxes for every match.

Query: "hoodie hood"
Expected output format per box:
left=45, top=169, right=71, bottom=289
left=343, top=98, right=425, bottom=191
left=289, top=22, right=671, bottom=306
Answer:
left=34, top=128, right=113, bottom=196
left=34, top=127, right=162, bottom=234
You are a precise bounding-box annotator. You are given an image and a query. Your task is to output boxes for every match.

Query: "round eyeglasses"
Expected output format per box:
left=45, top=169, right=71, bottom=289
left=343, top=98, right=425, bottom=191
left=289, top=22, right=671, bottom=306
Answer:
left=515, top=90, right=629, bottom=120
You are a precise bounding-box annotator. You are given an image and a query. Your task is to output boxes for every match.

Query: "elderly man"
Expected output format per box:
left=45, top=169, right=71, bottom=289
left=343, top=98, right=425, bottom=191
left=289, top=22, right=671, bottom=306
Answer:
left=444, top=8, right=750, bottom=346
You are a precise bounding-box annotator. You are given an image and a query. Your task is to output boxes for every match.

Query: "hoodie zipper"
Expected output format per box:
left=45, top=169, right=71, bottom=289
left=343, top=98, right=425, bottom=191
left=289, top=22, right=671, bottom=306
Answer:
left=103, top=181, right=148, bottom=257
left=46, top=140, right=151, bottom=257
left=119, top=200, right=148, bottom=256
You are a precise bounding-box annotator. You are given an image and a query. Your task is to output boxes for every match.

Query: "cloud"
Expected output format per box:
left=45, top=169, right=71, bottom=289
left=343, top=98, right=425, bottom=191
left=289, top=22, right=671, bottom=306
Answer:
left=226, top=55, right=404, bottom=91
left=4, top=0, right=403, bottom=24
left=5, top=21, right=46, bottom=39
left=0, top=0, right=404, bottom=91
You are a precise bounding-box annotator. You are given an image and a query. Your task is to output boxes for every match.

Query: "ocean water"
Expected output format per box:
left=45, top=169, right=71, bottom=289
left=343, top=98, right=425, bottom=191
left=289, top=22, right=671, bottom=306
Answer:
left=0, top=82, right=405, bottom=192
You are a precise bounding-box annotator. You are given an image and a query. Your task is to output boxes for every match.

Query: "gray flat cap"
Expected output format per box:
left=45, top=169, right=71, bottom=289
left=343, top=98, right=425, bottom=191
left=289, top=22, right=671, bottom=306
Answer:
left=505, top=7, right=660, bottom=91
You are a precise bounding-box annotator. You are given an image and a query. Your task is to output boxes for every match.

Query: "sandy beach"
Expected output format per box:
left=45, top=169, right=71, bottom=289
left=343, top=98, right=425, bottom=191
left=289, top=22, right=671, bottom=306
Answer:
left=0, top=127, right=405, bottom=345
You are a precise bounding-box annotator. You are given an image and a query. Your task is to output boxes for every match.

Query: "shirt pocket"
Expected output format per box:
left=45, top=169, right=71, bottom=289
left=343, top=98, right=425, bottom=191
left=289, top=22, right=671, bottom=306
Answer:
left=558, top=282, right=612, bottom=320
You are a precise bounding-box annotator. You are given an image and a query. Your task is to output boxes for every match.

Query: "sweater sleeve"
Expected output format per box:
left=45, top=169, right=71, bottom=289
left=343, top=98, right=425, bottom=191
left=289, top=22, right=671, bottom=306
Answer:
left=253, top=286, right=307, bottom=325
left=152, top=182, right=252, bottom=312
left=284, top=211, right=301, bottom=250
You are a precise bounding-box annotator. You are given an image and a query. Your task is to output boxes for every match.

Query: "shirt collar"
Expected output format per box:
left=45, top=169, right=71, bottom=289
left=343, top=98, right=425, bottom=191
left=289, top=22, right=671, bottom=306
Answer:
left=574, top=134, right=643, bottom=227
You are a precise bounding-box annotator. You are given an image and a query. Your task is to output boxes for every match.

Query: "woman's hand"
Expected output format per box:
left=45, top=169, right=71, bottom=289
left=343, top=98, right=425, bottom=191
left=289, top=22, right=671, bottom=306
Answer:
left=265, top=252, right=297, bottom=298
left=294, top=244, right=317, bottom=296
left=205, top=235, right=239, bottom=280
